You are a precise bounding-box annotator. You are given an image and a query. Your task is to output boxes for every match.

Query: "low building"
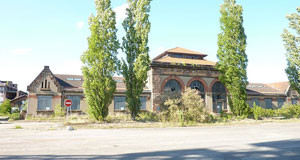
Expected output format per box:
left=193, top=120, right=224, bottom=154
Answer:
left=27, top=66, right=151, bottom=116
left=26, top=47, right=300, bottom=116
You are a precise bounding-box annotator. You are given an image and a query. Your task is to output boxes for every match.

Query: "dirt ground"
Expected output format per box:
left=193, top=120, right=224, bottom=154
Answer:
left=0, top=120, right=300, bottom=160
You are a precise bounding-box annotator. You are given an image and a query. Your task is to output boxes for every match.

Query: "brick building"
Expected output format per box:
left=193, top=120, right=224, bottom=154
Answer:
left=27, top=47, right=300, bottom=115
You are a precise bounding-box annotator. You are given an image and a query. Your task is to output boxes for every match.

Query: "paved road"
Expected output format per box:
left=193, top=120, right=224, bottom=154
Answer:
left=0, top=121, right=300, bottom=160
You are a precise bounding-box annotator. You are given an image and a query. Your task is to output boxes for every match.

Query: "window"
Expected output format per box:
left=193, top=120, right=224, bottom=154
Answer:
left=278, top=98, right=284, bottom=108
left=265, top=98, right=272, bottom=109
left=41, top=79, right=49, bottom=89
left=140, top=97, right=146, bottom=110
left=212, top=82, right=227, bottom=113
left=292, top=98, right=298, bottom=105
left=66, top=96, right=81, bottom=110
left=114, top=96, right=126, bottom=110
left=37, top=96, right=52, bottom=111
left=164, top=79, right=181, bottom=92
left=190, top=80, right=205, bottom=99
left=251, top=98, right=260, bottom=107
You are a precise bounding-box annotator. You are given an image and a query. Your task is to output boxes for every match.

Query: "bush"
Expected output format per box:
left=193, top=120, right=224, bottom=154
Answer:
left=9, top=113, right=21, bottom=120
left=0, top=99, right=12, bottom=115
left=54, top=104, right=66, bottom=117
left=137, top=111, right=159, bottom=122
left=276, top=105, right=300, bottom=118
left=252, top=103, right=274, bottom=120
left=163, top=88, right=212, bottom=124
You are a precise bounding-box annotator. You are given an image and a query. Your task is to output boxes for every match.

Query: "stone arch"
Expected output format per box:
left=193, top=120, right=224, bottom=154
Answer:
left=186, top=77, right=208, bottom=92
left=161, top=75, right=185, bottom=93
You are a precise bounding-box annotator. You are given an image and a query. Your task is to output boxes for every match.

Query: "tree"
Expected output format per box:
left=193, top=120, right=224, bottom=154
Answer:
left=81, top=0, right=119, bottom=121
left=121, top=0, right=151, bottom=120
left=216, top=0, right=249, bottom=116
left=0, top=99, right=12, bottom=115
left=282, top=7, right=300, bottom=94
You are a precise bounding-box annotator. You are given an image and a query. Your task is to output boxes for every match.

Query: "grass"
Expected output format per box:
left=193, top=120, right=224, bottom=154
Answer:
left=14, top=125, right=23, bottom=129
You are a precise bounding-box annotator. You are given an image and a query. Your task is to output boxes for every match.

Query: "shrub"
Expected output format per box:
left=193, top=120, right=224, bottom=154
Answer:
left=54, top=104, right=66, bottom=117
left=0, top=99, right=12, bottom=115
left=14, top=125, right=23, bottom=129
left=276, top=105, right=300, bottom=118
left=9, top=113, right=21, bottom=120
left=137, top=111, right=159, bottom=122
left=163, top=88, right=211, bottom=124
left=252, top=103, right=274, bottom=120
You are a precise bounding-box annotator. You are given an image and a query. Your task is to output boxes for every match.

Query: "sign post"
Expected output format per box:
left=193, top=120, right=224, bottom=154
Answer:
left=64, top=99, right=72, bottom=120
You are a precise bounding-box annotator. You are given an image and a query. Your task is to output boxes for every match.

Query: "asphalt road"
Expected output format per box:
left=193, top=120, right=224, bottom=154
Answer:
left=0, top=121, right=300, bottom=160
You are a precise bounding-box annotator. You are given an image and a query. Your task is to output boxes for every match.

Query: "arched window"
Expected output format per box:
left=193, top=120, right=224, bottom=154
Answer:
left=164, top=79, right=181, bottom=92
left=190, top=80, right=205, bottom=99
left=212, top=82, right=227, bottom=113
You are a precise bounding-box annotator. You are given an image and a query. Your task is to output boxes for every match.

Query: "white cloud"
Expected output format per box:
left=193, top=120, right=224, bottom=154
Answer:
left=10, top=48, right=32, bottom=55
left=113, top=3, right=128, bottom=26
left=76, top=21, right=85, bottom=29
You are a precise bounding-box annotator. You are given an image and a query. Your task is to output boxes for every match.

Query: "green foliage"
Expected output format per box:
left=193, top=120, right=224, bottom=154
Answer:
left=282, top=7, right=300, bottom=94
left=252, top=103, right=274, bottom=120
left=54, top=104, right=65, bottom=117
left=121, top=0, right=151, bottom=120
left=9, top=113, right=21, bottom=120
left=163, top=88, right=212, bottom=124
left=137, top=111, right=159, bottom=122
left=217, top=0, right=249, bottom=116
left=81, top=0, right=119, bottom=121
left=0, top=99, right=12, bottom=115
left=275, top=105, right=300, bottom=118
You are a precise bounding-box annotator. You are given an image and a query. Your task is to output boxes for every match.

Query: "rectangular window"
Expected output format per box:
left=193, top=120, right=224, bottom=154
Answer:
left=251, top=98, right=260, bottom=107
left=278, top=98, right=285, bottom=108
left=265, top=98, right=272, bottom=109
left=37, top=96, right=52, bottom=111
left=114, top=96, right=126, bottom=110
left=292, top=98, right=298, bottom=105
left=66, top=96, right=81, bottom=110
left=140, top=97, right=147, bottom=110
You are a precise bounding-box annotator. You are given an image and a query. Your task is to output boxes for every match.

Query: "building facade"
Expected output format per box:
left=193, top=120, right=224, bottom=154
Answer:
left=27, top=47, right=300, bottom=115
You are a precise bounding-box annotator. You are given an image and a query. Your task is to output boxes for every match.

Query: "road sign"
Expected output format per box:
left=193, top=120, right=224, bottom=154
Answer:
left=64, top=99, right=72, bottom=107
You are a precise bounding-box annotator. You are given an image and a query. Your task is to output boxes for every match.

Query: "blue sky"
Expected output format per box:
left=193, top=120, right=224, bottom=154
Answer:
left=0, top=0, right=299, bottom=91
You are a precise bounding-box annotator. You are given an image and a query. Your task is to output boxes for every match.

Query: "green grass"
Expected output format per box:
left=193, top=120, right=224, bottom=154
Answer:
left=14, top=125, right=23, bottom=129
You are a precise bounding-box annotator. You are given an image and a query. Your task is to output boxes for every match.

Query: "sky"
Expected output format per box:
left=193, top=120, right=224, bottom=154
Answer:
left=0, top=0, right=299, bottom=91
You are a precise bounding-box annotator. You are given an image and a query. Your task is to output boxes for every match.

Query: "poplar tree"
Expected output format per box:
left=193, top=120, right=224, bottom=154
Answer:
left=121, top=0, right=151, bottom=120
left=81, top=0, right=119, bottom=120
left=217, top=0, right=249, bottom=116
left=282, top=7, right=300, bottom=94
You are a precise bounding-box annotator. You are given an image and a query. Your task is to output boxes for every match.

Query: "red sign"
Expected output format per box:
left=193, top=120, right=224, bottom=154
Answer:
left=64, top=99, right=72, bottom=107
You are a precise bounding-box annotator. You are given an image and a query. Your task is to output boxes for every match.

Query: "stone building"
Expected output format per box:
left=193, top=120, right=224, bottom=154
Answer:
left=27, top=66, right=151, bottom=116
left=27, top=47, right=300, bottom=115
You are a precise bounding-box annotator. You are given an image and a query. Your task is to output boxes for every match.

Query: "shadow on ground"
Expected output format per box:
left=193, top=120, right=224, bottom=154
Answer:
left=1, top=139, right=300, bottom=160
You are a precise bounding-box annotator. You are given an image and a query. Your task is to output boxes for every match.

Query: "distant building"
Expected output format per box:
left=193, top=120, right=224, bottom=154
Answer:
left=26, top=47, right=300, bottom=116
left=0, top=81, right=18, bottom=104
left=0, top=81, right=27, bottom=109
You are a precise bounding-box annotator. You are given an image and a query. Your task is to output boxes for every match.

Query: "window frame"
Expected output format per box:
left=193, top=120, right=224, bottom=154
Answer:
left=140, top=96, right=147, bottom=110
left=37, top=95, right=53, bottom=111
left=66, top=95, right=81, bottom=111
left=114, top=96, right=126, bottom=111
left=264, top=98, right=273, bottom=109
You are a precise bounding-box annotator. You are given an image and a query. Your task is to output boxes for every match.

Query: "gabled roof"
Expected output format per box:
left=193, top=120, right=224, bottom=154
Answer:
left=246, top=82, right=290, bottom=96
left=27, top=66, right=62, bottom=92
left=153, top=47, right=207, bottom=61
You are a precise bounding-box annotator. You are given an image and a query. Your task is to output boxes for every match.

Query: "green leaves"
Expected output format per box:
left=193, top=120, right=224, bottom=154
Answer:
left=217, top=0, right=249, bottom=116
left=282, top=6, right=300, bottom=95
left=121, top=0, right=152, bottom=120
left=81, top=0, right=119, bottom=121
